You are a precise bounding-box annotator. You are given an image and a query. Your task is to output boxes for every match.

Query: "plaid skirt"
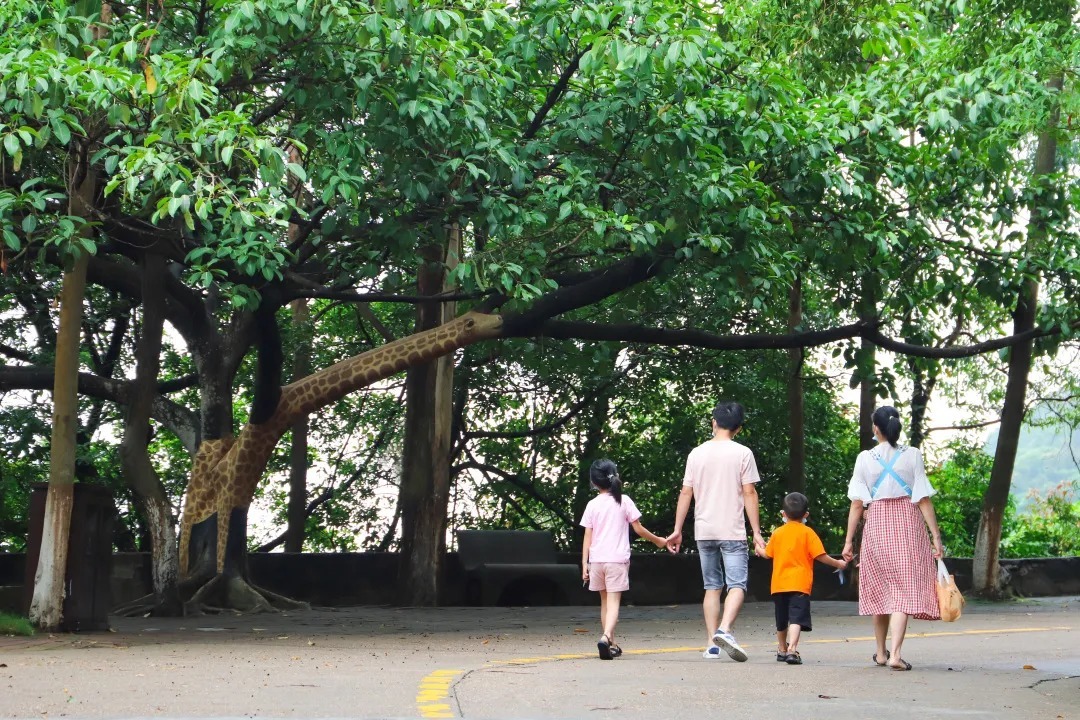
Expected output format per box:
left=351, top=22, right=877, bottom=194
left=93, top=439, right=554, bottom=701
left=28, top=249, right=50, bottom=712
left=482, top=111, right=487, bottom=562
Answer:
left=858, top=497, right=940, bottom=620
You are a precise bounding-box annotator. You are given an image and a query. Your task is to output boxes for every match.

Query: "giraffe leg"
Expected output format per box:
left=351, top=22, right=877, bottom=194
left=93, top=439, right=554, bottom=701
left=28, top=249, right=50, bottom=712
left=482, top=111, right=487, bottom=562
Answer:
left=215, top=502, right=231, bottom=575
left=178, top=512, right=193, bottom=580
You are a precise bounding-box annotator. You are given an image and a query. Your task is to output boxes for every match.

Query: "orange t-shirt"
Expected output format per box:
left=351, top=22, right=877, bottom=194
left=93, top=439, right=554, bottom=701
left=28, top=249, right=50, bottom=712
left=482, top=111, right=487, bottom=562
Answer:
left=764, top=521, right=827, bottom=595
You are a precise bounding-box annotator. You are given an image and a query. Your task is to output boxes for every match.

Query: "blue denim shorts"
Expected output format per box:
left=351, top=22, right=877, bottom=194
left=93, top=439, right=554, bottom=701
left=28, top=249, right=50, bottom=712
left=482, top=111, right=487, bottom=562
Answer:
left=697, top=540, right=749, bottom=591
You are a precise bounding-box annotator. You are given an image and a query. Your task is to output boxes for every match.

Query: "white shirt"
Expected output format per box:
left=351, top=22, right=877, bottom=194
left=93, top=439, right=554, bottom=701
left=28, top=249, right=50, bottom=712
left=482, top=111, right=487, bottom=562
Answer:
left=847, top=444, right=935, bottom=504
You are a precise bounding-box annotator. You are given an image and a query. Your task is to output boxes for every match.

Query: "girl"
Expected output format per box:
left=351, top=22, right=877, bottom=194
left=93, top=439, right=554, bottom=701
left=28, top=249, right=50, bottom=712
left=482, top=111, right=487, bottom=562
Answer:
left=580, top=458, right=668, bottom=659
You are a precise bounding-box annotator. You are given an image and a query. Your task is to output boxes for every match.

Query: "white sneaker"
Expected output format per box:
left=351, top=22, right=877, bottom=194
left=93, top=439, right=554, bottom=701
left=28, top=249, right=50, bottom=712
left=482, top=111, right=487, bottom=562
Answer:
left=702, top=645, right=722, bottom=659
left=712, top=628, right=748, bottom=662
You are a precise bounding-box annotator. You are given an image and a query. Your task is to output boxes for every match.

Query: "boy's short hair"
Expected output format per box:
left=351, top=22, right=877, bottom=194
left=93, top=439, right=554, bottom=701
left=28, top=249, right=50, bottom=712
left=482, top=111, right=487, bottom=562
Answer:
left=712, top=401, right=745, bottom=431
left=782, top=492, right=809, bottom=520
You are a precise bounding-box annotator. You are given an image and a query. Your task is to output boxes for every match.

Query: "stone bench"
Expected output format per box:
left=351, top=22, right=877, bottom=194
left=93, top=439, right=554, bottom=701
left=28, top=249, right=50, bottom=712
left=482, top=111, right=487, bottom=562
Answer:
left=455, top=530, right=580, bottom=606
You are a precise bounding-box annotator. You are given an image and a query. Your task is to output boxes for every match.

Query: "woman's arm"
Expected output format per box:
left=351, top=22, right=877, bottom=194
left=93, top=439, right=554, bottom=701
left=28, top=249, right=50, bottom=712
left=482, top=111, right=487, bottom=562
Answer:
left=631, top=520, right=667, bottom=548
left=918, top=497, right=944, bottom=558
left=841, top=500, right=864, bottom=562
left=581, top=527, right=592, bottom=581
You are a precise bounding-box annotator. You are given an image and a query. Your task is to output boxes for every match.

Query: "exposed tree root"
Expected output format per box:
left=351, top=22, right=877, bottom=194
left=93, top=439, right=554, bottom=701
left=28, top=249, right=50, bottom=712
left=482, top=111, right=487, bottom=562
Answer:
left=113, top=574, right=309, bottom=617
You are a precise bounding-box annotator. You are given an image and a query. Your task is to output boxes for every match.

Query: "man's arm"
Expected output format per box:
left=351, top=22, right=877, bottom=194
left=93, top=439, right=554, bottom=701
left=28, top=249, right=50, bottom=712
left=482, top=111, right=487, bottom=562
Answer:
left=742, top=483, right=765, bottom=554
left=667, top=485, right=694, bottom=553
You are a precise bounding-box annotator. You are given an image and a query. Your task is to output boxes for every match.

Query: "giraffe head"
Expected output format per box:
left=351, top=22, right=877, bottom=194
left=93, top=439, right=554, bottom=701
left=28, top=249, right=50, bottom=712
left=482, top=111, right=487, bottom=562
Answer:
left=455, top=312, right=502, bottom=343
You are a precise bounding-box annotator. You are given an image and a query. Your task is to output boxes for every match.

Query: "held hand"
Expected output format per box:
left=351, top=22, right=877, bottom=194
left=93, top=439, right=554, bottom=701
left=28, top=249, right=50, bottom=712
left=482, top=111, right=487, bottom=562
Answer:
left=653, top=536, right=667, bottom=549
left=753, top=545, right=767, bottom=558
left=752, top=532, right=766, bottom=555
left=841, top=542, right=854, bottom=563
left=836, top=558, right=849, bottom=570
left=666, top=531, right=682, bottom=554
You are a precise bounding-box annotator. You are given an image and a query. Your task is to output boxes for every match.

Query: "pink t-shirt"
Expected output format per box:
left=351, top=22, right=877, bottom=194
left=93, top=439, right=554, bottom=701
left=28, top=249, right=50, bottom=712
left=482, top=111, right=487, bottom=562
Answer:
left=682, top=439, right=760, bottom=541
left=580, top=493, right=642, bottom=563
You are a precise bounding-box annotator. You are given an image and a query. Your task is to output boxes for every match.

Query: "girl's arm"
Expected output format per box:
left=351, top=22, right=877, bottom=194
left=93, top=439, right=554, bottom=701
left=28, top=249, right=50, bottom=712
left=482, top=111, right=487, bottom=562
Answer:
left=581, top=527, right=592, bottom=581
left=814, top=553, right=848, bottom=570
left=631, top=520, right=668, bottom=549
left=841, top=499, right=864, bottom=562
left=917, top=497, right=944, bottom=558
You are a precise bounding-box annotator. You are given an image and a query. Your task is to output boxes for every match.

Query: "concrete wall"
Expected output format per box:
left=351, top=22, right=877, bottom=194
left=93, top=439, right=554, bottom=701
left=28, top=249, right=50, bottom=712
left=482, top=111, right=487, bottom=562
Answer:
left=2, top=552, right=1077, bottom=612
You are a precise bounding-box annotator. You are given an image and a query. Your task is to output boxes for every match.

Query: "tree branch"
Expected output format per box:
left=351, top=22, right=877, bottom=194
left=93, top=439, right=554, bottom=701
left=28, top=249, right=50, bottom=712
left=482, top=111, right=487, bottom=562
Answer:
left=524, top=49, right=588, bottom=139
left=0, top=366, right=199, bottom=453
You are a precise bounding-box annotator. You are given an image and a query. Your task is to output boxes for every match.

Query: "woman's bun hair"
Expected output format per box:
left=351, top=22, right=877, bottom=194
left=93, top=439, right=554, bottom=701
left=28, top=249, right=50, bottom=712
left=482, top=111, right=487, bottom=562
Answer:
left=872, top=406, right=902, bottom=448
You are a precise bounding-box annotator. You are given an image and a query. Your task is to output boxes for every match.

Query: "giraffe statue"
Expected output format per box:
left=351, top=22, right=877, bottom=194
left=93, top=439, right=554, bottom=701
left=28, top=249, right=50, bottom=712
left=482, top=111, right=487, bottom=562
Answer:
left=178, top=311, right=503, bottom=578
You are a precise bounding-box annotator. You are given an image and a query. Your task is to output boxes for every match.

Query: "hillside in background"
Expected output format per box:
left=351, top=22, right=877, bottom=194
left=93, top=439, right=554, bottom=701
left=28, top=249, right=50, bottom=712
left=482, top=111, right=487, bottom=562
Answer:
left=986, top=419, right=1080, bottom=505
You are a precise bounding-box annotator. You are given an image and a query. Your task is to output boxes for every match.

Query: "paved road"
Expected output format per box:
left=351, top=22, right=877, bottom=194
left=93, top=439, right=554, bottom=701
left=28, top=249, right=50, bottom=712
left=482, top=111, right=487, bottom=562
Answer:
left=0, top=598, right=1076, bottom=719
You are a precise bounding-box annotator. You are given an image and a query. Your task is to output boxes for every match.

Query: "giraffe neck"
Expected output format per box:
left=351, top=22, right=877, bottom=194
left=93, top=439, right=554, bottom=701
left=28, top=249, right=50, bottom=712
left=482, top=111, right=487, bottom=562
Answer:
left=273, top=310, right=502, bottom=433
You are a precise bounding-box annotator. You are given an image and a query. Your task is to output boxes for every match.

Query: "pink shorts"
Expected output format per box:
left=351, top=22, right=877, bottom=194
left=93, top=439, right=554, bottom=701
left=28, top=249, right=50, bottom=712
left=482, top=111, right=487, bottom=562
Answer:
left=588, top=562, right=630, bottom=592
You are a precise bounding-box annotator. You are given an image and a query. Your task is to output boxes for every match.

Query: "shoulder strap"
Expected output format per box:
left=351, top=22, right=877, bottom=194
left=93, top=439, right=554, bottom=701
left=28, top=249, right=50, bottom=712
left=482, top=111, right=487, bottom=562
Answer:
left=871, top=449, right=912, bottom=499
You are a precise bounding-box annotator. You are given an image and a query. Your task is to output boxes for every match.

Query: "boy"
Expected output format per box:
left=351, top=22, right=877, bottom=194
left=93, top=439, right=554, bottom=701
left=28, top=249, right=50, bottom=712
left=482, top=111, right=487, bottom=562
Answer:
left=758, top=492, right=847, bottom=665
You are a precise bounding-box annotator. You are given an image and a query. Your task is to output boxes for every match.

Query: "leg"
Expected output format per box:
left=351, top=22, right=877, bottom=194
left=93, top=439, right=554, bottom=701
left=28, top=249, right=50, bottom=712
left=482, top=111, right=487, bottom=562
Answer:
left=711, top=541, right=750, bottom=661
left=718, top=588, right=745, bottom=633
left=774, top=594, right=789, bottom=655
left=718, top=541, right=749, bottom=633
left=599, top=591, right=608, bottom=636
left=603, top=591, right=622, bottom=643
left=703, top=589, right=722, bottom=645
left=888, top=612, right=910, bottom=667
left=697, top=541, right=725, bottom=646
left=786, top=623, right=803, bottom=653
left=873, top=613, right=889, bottom=663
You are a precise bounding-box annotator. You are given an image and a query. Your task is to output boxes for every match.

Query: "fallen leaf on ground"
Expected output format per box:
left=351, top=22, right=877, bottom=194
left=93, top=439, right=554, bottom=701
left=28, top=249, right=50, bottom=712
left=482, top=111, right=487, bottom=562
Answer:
left=573, top=628, right=589, bottom=634
left=1023, top=664, right=1036, bottom=670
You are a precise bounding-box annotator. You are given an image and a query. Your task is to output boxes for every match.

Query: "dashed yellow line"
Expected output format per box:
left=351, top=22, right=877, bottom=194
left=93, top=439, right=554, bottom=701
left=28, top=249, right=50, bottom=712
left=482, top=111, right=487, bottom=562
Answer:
left=416, top=625, right=1072, bottom=716
left=416, top=668, right=462, bottom=719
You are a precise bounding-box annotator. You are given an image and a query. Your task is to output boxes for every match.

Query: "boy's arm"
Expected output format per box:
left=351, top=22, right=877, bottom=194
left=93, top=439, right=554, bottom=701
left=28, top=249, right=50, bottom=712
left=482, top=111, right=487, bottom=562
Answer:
left=631, top=520, right=667, bottom=548
left=814, top=553, right=847, bottom=570
left=581, top=528, right=592, bottom=581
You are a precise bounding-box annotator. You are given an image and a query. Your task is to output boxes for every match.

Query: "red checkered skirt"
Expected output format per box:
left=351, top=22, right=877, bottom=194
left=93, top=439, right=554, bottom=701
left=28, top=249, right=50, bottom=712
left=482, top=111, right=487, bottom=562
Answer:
left=858, top=497, right=940, bottom=620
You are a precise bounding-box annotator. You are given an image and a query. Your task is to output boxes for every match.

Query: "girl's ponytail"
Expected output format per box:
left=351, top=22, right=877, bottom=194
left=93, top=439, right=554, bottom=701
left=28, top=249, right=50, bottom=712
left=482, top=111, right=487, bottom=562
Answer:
left=589, top=458, right=623, bottom=504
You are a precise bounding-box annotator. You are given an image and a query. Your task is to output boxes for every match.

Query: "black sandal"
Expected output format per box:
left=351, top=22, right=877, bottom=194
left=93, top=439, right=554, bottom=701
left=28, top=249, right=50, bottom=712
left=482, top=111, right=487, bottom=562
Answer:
left=889, top=658, right=912, bottom=671
left=597, top=635, right=612, bottom=660
left=872, top=650, right=891, bottom=666
left=610, top=644, right=622, bottom=658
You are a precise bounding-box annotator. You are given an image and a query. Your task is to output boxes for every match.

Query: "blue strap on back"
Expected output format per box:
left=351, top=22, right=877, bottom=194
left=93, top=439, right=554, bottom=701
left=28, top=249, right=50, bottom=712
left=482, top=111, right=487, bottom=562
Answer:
left=871, top=450, right=912, bottom=499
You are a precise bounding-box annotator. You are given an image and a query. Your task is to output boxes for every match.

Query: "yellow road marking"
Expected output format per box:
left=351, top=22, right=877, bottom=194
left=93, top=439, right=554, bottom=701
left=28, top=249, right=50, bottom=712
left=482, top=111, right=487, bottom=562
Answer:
left=417, top=625, right=1072, bottom=715
left=416, top=668, right=462, bottom=719
left=486, top=626, right=1074, bottom=666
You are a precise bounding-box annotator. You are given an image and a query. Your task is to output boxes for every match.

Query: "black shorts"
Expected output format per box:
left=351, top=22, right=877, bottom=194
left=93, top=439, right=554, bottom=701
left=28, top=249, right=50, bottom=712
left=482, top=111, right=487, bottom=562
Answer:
left=773, top=591, right=812, bottom=632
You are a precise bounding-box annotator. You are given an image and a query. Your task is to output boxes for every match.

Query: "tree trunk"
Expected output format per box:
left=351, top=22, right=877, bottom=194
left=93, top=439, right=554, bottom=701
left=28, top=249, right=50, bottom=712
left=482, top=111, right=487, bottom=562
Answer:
left=28, top=251, right=88, bottom=630
left=399, top=228, right=459, bottom=606
left=907, top=359, right=937, bottom=449
left=28, top=30, right=108, bottom=622
left=973, top=76, right=1061, bottom=596
left=118, top=250, right=182, bottom=615
left=786, top=276, right=805, bottom=493
left=285, top=299, right=311, bottom=553
left=571, top=381, right=613, bottom=543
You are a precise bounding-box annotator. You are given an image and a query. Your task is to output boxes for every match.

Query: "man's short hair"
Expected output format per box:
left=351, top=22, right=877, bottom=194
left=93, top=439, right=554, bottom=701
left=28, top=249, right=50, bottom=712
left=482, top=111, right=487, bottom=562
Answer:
left=712, top=401, right=745, bottom=431
left=782, top=492, right=809, bottom=520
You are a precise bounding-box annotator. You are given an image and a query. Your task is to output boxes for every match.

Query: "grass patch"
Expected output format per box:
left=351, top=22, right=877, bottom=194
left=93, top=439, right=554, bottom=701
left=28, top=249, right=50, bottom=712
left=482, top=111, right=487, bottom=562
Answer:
left=0, top=612, right=34, bottom=636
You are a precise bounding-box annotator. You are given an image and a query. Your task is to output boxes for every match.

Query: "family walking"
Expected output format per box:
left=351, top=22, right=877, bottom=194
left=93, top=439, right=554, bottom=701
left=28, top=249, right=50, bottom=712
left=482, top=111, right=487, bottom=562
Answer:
left=579, top=401, right=945, bottom=666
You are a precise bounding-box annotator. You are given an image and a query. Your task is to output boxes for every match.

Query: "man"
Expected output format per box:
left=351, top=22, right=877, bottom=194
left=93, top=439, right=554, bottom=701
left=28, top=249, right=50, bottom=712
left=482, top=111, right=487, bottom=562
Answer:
left=667, top=401, right=765, bottom=661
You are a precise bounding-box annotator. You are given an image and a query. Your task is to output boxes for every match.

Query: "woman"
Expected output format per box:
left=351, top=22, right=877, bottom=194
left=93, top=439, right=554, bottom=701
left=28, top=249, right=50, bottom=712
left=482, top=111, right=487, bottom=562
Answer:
left=841, top=406, right=944, bottom=671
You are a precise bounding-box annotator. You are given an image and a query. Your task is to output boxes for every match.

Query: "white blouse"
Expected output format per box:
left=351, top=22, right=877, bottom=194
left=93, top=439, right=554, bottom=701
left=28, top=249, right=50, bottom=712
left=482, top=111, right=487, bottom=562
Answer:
left=847, top=445, right=935, bottom=504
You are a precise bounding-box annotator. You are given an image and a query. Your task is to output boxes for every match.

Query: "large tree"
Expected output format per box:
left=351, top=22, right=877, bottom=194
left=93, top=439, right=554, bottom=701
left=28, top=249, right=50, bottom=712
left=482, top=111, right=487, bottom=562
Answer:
left=3, top=0, right=1078, bottom=615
